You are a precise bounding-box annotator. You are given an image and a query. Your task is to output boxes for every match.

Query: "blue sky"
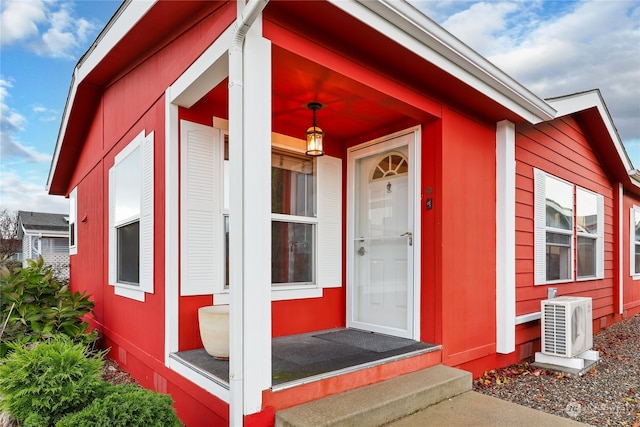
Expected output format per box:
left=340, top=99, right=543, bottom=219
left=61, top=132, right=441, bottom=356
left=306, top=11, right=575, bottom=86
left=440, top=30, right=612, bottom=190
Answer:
left=1, top=0, right=639, bottom=214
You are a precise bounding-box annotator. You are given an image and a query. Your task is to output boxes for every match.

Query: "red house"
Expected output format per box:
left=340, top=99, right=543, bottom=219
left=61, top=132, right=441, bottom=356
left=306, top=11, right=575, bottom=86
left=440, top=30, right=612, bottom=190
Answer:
left=46, top=1, right=640, bottom=425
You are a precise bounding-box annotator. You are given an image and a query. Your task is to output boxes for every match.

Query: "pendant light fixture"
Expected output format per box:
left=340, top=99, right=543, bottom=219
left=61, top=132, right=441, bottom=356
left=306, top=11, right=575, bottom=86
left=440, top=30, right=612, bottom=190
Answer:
left=305, top=102, right=324, bottom=156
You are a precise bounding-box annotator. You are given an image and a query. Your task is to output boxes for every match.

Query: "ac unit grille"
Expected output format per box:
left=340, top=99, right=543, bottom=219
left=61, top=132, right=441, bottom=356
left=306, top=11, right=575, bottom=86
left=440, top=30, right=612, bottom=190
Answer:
left=543, top=304, right=567, bottom=355
left=540, top=296, right=593, bottom=358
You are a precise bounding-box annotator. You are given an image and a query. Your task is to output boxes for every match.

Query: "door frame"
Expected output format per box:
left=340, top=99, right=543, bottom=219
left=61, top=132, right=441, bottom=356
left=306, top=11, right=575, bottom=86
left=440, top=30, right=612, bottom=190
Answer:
left=346, top=126, right=421, bottom=340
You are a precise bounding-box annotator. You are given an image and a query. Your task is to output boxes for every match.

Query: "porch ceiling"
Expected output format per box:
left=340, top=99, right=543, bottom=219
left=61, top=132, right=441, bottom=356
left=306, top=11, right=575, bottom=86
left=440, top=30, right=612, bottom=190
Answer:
left=194, top=45, right=432, bottom=150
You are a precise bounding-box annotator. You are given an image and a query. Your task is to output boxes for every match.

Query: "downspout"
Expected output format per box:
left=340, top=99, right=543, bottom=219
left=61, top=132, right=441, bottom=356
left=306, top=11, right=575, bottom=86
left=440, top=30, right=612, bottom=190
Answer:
left=228, top=0, right=269, bottom=425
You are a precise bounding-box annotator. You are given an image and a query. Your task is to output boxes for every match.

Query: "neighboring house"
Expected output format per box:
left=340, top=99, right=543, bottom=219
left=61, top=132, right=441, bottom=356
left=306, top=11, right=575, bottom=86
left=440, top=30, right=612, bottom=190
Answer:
left=17, top=211, right=70, bottom=279
left=45, top=1, right=640, bottom=425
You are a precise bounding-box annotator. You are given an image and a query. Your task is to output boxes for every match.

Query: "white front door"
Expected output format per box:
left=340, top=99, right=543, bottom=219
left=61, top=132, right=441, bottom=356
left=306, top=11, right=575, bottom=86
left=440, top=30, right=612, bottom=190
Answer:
left=347, top=130, right=418, bottom=339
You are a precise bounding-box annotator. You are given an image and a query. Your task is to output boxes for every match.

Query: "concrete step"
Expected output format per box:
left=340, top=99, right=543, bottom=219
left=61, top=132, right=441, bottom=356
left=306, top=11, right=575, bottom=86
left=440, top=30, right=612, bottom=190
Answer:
left=275, top=365, right=471, bottom=427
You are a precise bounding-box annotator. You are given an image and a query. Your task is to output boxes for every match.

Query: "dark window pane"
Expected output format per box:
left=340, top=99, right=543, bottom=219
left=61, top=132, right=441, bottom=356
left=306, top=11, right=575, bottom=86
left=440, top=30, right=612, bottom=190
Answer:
left=271, top=152, right=315, bottom=217
left=117, top=221, right=140, bottom=285
left=546, top=232, right=571, bottom=281
left=577, top=236, right=596, bottom=277
left=271, top=221, right=314, bottom=284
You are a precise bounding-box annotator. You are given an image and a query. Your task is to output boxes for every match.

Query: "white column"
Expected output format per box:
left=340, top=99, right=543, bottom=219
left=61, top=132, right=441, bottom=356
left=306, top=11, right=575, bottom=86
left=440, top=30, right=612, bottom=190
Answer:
left=228, top=16, right=272, bottom=420
left=496, top=120, right=516, bottom=354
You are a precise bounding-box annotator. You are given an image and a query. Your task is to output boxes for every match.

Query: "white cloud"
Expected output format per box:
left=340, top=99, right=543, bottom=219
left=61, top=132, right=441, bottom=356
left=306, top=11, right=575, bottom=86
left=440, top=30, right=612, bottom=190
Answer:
left=0, top=170, right=68, bottom=214
left=0, top=77, right=52, bottom=163
left=0, top=0, right=98, bottom=59
left=32, top=104, right=58, bottom=122
left=412, top=0, right=640, bottom=165
left=0, top=0, right=46, bottom=46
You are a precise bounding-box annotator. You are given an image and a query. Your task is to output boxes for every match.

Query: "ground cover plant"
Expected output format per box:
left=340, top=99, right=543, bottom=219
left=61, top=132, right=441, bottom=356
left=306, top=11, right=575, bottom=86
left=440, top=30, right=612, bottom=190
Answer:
left=0, top=336, right=105, bottom=426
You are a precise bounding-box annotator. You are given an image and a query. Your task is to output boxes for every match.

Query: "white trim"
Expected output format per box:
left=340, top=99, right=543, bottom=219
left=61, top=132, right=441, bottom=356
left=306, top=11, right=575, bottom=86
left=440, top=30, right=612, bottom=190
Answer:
left=228, top=19, right=272, bottom=417
left=495, top=120, right=515, bottom=354
left=180, top=120, right=224, bottom=296
left=47, top=1, right=156, bottom=191
left=618, top=184, right=623, bottom=314
left=330, top=0, right=555, bottom=124
left=168, top=357, right=230, bottom=403
left=316, top=155, right=343, bottom=289
left=170, top=26, right=233, bottom=107
left=115, top=286, right=145, bottom=302
left=165, top=94, right=180, bottom=361
left=346, top=126, right=421, bottom=341
left=515, top=312, right=541, bottom=325
left=534, top=169, right=575, bottom=285
left=630, top=205, right=640, bottom=281
left=69, top=187, right=78, bottom=255
left=548, top=90, right=632, bottom=173
left=108, top=130, right=154, bottom=300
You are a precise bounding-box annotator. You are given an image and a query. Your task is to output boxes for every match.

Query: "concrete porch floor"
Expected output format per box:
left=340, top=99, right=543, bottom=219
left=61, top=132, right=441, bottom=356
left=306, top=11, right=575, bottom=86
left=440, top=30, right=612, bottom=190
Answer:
left=171, top=328, right=439, bottom=388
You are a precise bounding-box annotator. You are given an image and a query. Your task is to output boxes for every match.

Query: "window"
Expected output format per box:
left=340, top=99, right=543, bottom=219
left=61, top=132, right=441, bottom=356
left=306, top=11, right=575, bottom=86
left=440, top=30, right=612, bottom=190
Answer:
left=534, top=169, right=604, bottom=284
left=69, top=187, right=77, bottom=255
left=180, top=120, right=342, bottom=298
left=108, top=130, right=154, bottom=301
left=630, top=206, right=640, bottom=277
left=576, top=188, right=598, bottom=278
left=271, top=150, right=317, bottom=285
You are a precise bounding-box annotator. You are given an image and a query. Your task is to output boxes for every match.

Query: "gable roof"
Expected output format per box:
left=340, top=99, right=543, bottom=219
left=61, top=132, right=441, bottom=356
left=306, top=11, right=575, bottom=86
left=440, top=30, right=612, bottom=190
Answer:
left=546, top=89, right=640, bottom=195
left=47, top=0, right=557, bottom=195
left=18, top=211, right=69, bottom=234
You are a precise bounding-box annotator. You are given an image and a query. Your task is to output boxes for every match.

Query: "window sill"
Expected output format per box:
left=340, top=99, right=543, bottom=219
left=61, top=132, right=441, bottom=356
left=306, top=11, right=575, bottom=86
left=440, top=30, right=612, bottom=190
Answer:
left=114, top=286, right=145, bottom=302
left=212, top=286, right=323, bottom=304
left=633, top=275, right=640, bottom=281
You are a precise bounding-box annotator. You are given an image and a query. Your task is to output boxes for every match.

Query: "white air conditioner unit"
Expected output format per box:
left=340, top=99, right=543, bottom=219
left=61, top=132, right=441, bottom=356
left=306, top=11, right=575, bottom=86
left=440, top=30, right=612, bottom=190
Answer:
left=541, top=296, right=593, bottom=358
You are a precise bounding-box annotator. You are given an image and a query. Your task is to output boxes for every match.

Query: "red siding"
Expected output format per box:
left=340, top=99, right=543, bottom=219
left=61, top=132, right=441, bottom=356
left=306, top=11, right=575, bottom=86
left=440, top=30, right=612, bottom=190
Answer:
left=438, top=107, right=497, bottom=367
left=514, top=116, right=616, bottom=344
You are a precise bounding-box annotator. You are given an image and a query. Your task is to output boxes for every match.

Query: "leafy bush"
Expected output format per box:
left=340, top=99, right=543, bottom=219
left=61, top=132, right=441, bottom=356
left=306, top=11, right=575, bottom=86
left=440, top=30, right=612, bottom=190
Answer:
left=56, top=384, right=183, bottom=427
left=0, top=336, right=105, bottom=426
left=0, top=256, right=97, bottom=356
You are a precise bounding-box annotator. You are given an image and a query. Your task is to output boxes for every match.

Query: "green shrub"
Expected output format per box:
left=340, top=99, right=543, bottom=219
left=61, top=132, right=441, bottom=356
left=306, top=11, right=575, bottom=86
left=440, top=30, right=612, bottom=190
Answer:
left=0, top=336, right=105, bottom=426
left=56, top=384, right=183, bottom=427
left=0, top=256, right=97, bottom=356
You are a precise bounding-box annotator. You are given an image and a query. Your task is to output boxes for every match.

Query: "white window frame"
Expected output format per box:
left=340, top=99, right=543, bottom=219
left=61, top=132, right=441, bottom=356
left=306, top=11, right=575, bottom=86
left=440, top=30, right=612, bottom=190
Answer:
left=630, top=205, right=640, bottom=280
left=108, top=130, right=154, bottom=302
left=534, top=169, right=604, bottom=285
left=180, top=119, right=341, bottom=302
left=69, top=187, right=77, bottom=255
left=576, top=187, right=603, bottom=280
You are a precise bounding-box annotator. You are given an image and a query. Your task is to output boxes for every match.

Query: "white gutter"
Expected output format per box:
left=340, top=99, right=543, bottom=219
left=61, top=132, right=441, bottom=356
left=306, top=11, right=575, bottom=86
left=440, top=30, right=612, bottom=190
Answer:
left=228, top=1, right=269, bottom=424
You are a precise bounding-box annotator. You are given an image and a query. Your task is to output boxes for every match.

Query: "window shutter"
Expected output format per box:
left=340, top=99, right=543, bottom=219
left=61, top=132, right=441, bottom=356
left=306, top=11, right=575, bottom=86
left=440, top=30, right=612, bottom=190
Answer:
left=533, top=169, right=546, bottom=285
left=139, top=132, right=154, bottom=294
left=594, top=193, right=604, bottom=279
left=108, top=168, right=116, bottom=286
left=316, top=155, right=342, bottom=288
left=180, top=121, right=222, bottom=296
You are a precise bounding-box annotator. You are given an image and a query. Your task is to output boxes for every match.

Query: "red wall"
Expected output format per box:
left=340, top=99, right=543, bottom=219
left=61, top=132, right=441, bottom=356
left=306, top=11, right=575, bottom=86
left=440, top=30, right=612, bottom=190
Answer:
left=437, top=107, right=498, bottom=367
left=513, top=116, right=616, bottom=348
left=65, top=3, right=236, bottom=424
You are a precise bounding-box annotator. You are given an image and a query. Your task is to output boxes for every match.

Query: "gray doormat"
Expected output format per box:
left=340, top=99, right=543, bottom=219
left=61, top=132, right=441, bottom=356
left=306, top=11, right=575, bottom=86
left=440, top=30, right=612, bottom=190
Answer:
left=313, top=329, right=416, bottom=353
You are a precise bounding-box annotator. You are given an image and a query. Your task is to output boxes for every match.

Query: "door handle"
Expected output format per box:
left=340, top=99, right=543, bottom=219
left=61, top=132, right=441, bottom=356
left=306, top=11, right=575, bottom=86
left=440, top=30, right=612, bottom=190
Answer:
left=401, top=232, right=413, bottom=246
left=357, top=246, right=366, bottom=256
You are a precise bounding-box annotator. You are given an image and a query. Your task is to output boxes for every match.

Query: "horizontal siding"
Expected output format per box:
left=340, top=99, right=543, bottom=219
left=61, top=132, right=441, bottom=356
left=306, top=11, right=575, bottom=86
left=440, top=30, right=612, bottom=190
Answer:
left=514, top=116, right=615, bottom=319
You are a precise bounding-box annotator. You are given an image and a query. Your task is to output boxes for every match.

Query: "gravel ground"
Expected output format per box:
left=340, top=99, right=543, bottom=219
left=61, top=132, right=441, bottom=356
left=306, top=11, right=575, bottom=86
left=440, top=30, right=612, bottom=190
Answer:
left=473, top=313, right=640, bottom=426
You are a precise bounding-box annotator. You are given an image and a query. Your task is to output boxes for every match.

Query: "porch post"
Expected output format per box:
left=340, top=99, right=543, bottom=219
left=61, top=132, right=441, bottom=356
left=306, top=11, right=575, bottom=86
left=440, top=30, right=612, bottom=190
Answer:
left=496, top=120, right=516, bottom=354
left=228, top=7, right=272, bottom=423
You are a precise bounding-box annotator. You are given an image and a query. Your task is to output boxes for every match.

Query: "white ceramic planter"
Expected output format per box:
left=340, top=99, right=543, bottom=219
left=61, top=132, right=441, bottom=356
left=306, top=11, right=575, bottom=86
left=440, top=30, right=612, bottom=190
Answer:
left=198, top=305, right=229, bottom=360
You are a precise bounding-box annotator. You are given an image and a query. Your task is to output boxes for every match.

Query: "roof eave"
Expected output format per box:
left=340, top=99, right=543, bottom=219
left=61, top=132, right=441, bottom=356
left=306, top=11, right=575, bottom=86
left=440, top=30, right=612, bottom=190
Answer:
left=331, top=0, right=556, bottom=124
left=547, top=89, right=634, bottom=174
left=46, top=0, right=156, bottom=195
